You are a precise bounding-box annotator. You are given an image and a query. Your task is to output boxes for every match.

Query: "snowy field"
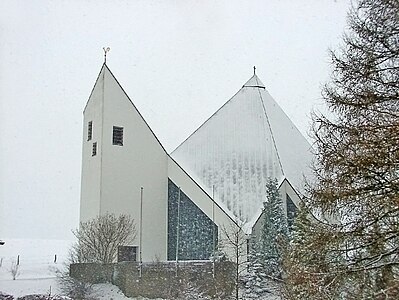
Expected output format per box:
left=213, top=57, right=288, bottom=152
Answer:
left=0, top=239, right=68, bottom=297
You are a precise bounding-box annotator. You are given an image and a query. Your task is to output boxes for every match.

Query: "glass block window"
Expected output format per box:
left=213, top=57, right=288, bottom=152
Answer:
left=286, top=194, right=297, bottom=230
left=92, top=142, right=97, bottom=156
left=117, top=246, right=137, bottom=262
left=87, top=121, right=93, bottom=141
left=167, top=179, right=218, bottom=261
left=112, top=126, right=124, bottom=146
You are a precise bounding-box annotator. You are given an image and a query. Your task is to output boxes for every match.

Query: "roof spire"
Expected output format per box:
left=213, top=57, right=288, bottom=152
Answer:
left=103, top=47, right=110, bottom=64
left=253, top=65, right=256, bottom=75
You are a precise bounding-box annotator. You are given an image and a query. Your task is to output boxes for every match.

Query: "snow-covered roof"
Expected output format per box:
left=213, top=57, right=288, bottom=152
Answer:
left=242, top=74, right=265, bottom=88
left=172, top=72, right=312, bottom=223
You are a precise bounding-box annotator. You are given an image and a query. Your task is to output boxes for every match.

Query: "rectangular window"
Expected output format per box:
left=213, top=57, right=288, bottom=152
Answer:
left=286, top=194, right=297, bottom=230
left=112, top=126, right=124, bottom=146
left=117, top=246, right=137, bottom=262
left=92, top=142, right=97, bottom=156
left=87, top=121, right=93, bottom=141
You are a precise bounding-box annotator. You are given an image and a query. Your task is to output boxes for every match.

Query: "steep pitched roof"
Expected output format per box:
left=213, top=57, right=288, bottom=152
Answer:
left=172, top=72, right=312, bottom=222
left=84, top=63, right=168, bottom=154
left=243, top=74, right=265, bottom=88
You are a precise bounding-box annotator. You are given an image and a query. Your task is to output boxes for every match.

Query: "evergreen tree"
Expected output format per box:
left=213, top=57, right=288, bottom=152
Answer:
left=285, top=0, right=399, bottom=298
left=261, top=177, right=288, bottom=277
left=246, top=178, right=288, bottom=298
left=283, top=202, right=332, bottom=299
left=245, top=245, right=271, bottom=299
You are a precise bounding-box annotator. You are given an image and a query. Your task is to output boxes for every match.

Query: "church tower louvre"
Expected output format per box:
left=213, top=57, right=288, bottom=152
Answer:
left=80, top=63, right=169, bottom=261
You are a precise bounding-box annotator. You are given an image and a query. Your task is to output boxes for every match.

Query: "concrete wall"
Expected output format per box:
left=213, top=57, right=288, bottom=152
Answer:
left=70, top=262, right=114, bottom=283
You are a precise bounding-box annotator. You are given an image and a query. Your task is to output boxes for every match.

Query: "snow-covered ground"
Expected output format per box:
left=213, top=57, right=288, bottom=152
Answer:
left=0, top=239, right=69, bottom=297
left=1, top=277, right=59, bottom=297
left=0, top=239, right=73, bottom=280
left=0, top=278, right=155, bottom=300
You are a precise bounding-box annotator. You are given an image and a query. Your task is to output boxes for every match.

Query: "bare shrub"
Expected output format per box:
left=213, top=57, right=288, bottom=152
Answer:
left=54, top=249, right=95, bottom=300
left=221, top=220, right=248, bottom=300
left=10, top=259, right=19, bottom=280
left=73, top=213, right=136, bottom=263
left=56, top=213, right=136, bottom=299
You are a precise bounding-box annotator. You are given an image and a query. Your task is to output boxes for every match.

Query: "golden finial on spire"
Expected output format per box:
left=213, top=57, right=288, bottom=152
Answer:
left=103, top=47, right=110, bottom=64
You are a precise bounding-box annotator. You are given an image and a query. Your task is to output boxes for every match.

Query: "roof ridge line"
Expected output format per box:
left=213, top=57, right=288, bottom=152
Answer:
left=173, top=73, right=267, bottom=154
left=83, top=63, right=106, bottom=114
left=172, top=86, right=242, bottom=154
left=257, top=87, right=285, bottom=176
left=102, top=64, right=169, bottom=155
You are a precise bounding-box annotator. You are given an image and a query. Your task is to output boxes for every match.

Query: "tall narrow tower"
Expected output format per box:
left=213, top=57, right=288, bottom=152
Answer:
left=80, top=63, right=169, bottom=261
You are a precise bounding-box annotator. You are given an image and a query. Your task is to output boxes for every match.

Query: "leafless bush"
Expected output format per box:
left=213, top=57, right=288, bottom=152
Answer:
left=54, top=249, right=95, bottom=300
left=73, top=213, right=136, bottom=263
left=221, top=220, right=248, bottom=300
left=10, top=259, right=19, bottom=280
left=56, top=213, right=136, bottom=299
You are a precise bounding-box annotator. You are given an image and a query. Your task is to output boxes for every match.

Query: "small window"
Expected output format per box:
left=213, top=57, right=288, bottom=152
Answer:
left=92, top=142, right=97, bottom=156
left=112, top=126, right=124, bottom=146
left=118, top=246, right=137, bottom=262
left=87, top=121, right=93, bottom=141
left=286, top=194, right=297, bottom=230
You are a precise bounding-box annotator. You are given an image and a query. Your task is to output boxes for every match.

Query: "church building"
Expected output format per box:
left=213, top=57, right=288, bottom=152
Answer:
left=80, top=63, right=312, bottom=262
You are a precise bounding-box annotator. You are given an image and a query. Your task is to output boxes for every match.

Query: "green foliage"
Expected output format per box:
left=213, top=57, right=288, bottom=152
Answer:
left=260, top=177, right=288, bottom=277
left=246, top=178, right=288, bottom=298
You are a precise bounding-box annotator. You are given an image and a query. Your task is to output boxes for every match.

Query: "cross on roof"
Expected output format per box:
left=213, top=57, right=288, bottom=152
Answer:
left=103, top=47, right=110, bottom=64
left=253, top=66, right=256, bottom=75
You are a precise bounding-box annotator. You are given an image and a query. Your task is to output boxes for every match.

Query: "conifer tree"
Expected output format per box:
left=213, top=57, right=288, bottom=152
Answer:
left=260, top=177, right=288, bottom=277
left=285, top=0, right=399, bottom=298
left=246, top=178, right=288, bottom=298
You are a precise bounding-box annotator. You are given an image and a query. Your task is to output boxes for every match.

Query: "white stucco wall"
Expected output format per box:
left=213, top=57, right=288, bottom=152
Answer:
left=81, top=65, right=169, bottom=262
left=80, top=68, right=104, bottom=222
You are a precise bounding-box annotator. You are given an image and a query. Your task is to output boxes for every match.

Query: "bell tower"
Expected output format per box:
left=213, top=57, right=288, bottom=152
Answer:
left=80, top=62, right=169, bottom=261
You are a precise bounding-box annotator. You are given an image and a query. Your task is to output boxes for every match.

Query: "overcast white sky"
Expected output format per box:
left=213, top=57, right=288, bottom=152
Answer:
left=0, top=0, right=350, bottom=240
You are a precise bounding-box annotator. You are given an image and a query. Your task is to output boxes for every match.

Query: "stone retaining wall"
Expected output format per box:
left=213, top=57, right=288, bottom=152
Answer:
left=70, top=261, right=235, bottom=299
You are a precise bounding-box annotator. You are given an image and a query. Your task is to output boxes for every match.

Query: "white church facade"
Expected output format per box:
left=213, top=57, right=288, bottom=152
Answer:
left=80, top=63, right=312, bottom=262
